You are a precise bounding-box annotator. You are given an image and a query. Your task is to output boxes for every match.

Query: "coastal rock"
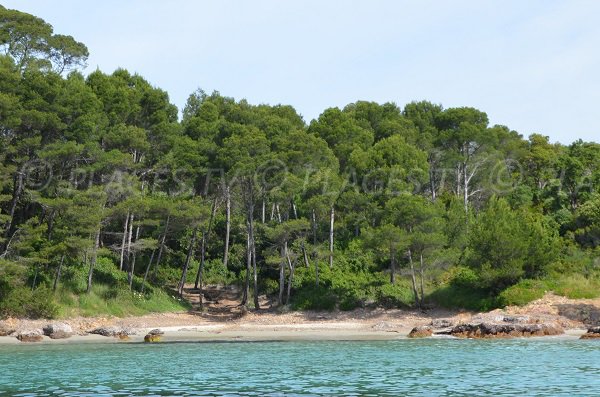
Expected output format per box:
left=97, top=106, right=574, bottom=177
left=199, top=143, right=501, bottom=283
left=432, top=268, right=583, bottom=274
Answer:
left=449, top=322, right=563, bottom=338
left=17, top=330, right=44, bottom=342
left=144, top=329, right=164, bottom=342
left=408, top=326, right=433, bottom=338
left=0, top=322, right=16, bottom=337
left=502, top=315, right=530, bottom=324
left=89, top=326, right=136, bottom=338
left=43, top=323, right=73, bottom=339
left=430, top=318, right=455, bottom=328
left=580, top=326, right=600, bottom=339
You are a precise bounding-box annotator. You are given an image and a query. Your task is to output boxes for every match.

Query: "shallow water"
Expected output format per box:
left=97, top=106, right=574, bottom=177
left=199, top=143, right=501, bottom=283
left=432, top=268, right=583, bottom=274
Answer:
left=1, top=339, right=600, bottom=396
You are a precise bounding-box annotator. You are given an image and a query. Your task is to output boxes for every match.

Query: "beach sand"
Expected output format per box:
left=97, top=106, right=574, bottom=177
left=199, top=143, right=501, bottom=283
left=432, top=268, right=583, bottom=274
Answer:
left=0, top=292, right=596, bottom=344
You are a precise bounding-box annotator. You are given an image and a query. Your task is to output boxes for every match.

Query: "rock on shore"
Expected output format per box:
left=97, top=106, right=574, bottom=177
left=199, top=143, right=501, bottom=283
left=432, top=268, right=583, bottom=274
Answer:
left=16, top=330, right=44, bottom=342
left=448, top=322, right=563, bottom=338
left=408, top=326, right=433, bottom=338
left=43, top=323, right=73, bottom=339
left=144, top=328, right=164, bottom=342
left=580, top=326, right=600, bottom=339
left=89, top=326, right=136, bottom=339
left=0, top=321, right=16, bottom=337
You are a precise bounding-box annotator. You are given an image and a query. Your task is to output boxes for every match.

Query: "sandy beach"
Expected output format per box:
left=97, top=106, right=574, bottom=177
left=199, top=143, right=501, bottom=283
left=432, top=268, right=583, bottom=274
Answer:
left=0, top=293, right=597, bottom=344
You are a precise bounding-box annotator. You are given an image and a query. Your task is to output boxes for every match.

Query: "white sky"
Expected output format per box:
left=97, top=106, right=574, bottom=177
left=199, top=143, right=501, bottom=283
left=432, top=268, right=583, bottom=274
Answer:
left=4, top=0, right=600, bottom=144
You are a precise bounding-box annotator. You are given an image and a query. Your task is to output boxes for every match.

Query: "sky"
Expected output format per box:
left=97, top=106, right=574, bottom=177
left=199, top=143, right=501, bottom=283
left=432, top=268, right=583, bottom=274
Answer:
left=3, top=0, right=600, bottom=144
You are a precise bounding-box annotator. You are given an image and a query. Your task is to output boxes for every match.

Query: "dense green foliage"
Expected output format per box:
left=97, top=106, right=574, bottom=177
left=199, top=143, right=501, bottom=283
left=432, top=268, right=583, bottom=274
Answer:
left=1, top=6, right=599, bottom=318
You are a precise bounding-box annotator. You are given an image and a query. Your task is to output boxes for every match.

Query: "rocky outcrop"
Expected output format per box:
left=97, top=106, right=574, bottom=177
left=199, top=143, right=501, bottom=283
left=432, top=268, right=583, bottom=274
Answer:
left=89, top=326, right=136, bottom=339
left=0, top=322, right=16, bottom=337
left=408, top=326, right=433, bottom=338
left=17, top=330, right=44, bottom=342
left=144, top=328, right=164, bottom=343
left=580, top=326, right=600, bottom=339
left=448, top=322, right=563, bottom=338
left=43, top=323, right=73, bottom=339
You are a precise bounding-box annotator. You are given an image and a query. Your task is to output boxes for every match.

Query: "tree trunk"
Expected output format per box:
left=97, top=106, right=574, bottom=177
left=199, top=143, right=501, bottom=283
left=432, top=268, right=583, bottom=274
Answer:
left=419, top=252, right=426, bottom=308
left=119, top=212, right=129, bottom=271
left=278, top=245, right=285, bottom=306
left=141, top=249, right=156, bottom=293
left=129, top=223, right=141, bottom=290
left=390, top=248, right=396, bottom=284
left=242, top=227, right=251, bottom=306
left=328, top=206, right=334, bottom=268
left=301, top=241, right=310, bottom=268
left=286, top=257, right=295, bottom=305
left=86, top=229, right=101, bottom=294
left=126, top=213, right=134, bottom=286
left=223, top=186, right=231, bottom=269
left=463, top=161, right=469, bottom=214
left=153, top=214, right=170, bottom=278
left=53, top=254, right=65, bottom=292
left=407, top=248, right=420, bottom=307
left=312, top=209, right=319, bottom=287
left=251, top=218, right=259, bottom=310
left=261, top=199, right=266, bottom=223
left=3, top=171, right=24, bottom=246
left=429, top=164, right=437, bottom=201
left=177, top=227, right=198, bottom=296
left=195, top=197, right=217, bottom=289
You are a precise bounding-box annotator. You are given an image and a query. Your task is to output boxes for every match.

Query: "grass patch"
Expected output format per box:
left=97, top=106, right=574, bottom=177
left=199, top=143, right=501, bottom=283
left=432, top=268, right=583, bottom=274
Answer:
left=498, top=279, right=547, bottom=306
left=546, top=274, right=600, bottom=299
left=56, top=284, right=189, bottom=318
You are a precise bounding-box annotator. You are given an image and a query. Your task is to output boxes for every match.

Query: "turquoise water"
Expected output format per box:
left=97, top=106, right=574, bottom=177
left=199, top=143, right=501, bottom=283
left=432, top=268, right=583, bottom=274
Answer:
left=1, top=339, right=600, bottom=396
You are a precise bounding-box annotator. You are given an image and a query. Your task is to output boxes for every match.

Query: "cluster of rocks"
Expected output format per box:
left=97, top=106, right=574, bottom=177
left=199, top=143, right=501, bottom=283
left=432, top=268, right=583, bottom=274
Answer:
left=0, top=322, right=16, bottom=337
left=1, top=321, right=166, bottom=343
left=5, top=322, right=74, bottom=343
left=144, top=328, right=164, bottom=342
left=447, top=322, right=563, bottom=338
left=408, top=316, right=564, bottom=339
left=89, top=326, right=136, bottom=339
left=580, top=326, right=600, bottom=339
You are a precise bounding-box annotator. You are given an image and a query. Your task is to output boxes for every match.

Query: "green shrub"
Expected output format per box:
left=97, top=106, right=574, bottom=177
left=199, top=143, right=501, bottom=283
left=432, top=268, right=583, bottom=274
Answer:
left=428, top=284, right=498, bottom=312
left=446, top=266, right=480, bottom=289
left=376, top=281, right=413, bottom=308
left=498, top=279, right=547, bottom=306
left=0, top=286, right=59, bottom=319
left=291, top=284, right=337, bottom=311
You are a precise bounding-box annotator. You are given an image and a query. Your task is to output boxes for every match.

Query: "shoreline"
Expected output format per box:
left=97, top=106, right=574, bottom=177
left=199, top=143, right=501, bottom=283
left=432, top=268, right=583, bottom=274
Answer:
left=0, top=325, right=589, bottom=345
left=2, top=292, right=598, bottom=345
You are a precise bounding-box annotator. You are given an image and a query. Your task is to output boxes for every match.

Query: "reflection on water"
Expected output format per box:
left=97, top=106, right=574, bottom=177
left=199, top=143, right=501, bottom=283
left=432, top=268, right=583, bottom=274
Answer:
left=1, top=339, right=600, bottom=396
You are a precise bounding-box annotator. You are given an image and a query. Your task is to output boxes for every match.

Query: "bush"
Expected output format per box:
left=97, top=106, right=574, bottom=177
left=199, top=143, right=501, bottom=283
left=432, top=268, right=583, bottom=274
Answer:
left=498, top=279, right=547, bottom=306
left=291, top=284, right=337, bottom=311
left=446, top=266, right=480, bottom=289
left=0, top=286, right=59, bottom=319
left=376, top=281, right=413, bottom=308
left=428, top=284, right=498, bottom=312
